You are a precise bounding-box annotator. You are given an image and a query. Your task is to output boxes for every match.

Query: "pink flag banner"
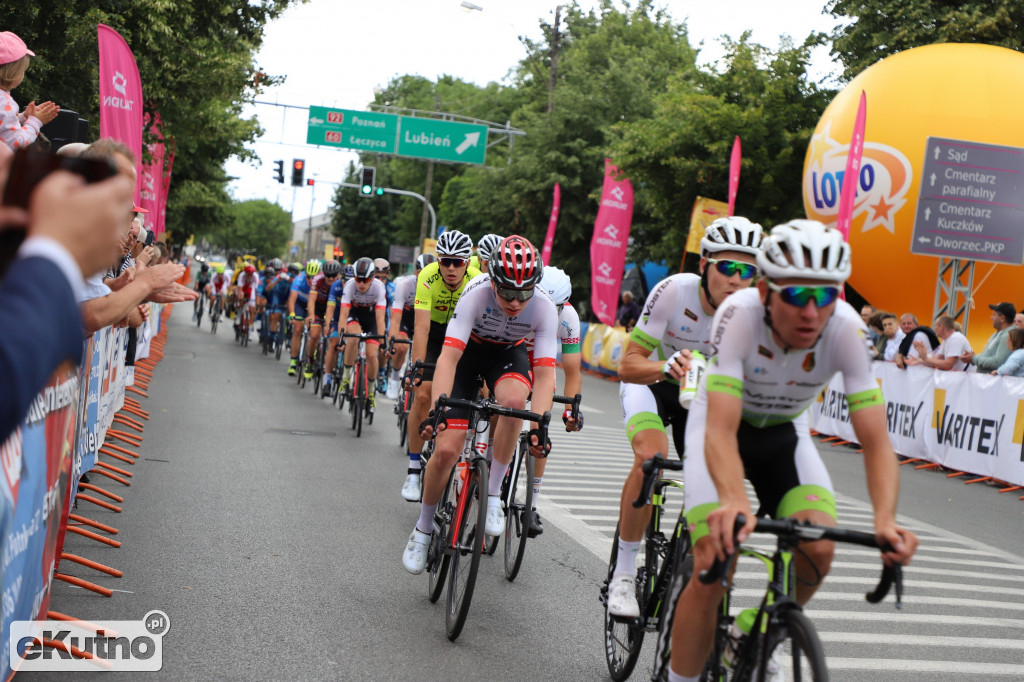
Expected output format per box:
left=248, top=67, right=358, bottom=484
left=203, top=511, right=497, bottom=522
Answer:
left=97, top=24, right=143, bottom=202
left=836, top=91, right=867, bottom=241
left=139, top=115, right=166, bottom=236
left=158, top=141, right=176, bottom=238
left=541, top=182, right=561, bottom=265
left=727, top=136, right=741, bottom=216
left=589, top=159, right=634, bottom=326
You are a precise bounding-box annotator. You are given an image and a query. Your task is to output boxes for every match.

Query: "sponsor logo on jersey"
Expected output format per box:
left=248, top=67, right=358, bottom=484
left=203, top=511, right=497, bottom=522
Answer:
left=684, top=308, right=698, bottom=321
left=758, top=345, right=773, bottom=359
left=802, top=352, right=815, bottom=372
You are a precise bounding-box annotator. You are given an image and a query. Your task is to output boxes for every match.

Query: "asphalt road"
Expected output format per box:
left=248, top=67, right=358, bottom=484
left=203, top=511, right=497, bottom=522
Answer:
left=35, top=304, right=1024, bottom=681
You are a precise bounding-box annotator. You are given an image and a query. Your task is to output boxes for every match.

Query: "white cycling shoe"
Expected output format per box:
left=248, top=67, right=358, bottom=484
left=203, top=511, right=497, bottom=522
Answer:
left=402, top=529, right=431, bottom=575
left=386, top=381, right=400, bottom=401
left=400, top=473, right=421, bottom=501
left=484, top=496, right=505, bottom=537
left=606, top=575, right=640, bottom=618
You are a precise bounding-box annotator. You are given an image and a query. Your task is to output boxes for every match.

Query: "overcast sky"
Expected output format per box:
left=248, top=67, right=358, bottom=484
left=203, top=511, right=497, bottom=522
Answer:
left=225, top=0, right=842, bottom=222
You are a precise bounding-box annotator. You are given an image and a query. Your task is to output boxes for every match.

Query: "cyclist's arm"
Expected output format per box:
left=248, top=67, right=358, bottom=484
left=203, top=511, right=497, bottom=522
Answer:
left=324, top=301, right=336, bottom=325
left=376, top=306, right=387, bottom=341
left=618, top=341, right=669, bottom=384
left=531, top=364, right=556, bottom=422
left=307, top=290, right=317, bottom=319
left=703, top=388, right=754, bottom=557
left=561, top=351, right=582, bottom=397
left=286, top=290, right=297, bottom=317
left=411, top=309, right=430, bottom=364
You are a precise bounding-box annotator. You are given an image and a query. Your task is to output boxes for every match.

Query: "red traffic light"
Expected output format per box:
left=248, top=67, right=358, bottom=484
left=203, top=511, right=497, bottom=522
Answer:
left=307, top=179, right=315, bottom=186
left=294, top=160, right=304, bottom=170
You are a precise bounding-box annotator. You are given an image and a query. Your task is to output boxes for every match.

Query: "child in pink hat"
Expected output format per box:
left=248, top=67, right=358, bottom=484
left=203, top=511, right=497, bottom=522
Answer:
left=0, top=31, right=59, bottom=150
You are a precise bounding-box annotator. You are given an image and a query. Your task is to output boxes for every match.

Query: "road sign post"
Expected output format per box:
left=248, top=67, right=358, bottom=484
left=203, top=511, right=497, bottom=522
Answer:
left=911, top=136, right=1024, bottom=265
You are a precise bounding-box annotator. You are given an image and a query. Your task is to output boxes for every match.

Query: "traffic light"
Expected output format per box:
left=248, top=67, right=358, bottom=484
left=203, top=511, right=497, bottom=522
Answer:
left=273, top=160, right=284, bottom=184
left=360, top=166, right=376, bottom=197
left=291, top=159, right=305, bottom=187
left=307, top=179, right=315, bottom=186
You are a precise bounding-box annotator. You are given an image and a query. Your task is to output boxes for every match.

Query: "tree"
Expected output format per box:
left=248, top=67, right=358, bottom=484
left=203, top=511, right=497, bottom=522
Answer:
left=610, top=34, right=833, bottom=266
left=827, top=0, right=1024, bottom=81
left=217, top=199, right=291, bottom=257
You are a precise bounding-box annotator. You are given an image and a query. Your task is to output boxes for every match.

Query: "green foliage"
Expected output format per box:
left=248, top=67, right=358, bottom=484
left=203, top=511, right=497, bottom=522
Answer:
left=217, top=199, right=292, bottom=257
left=827, top=0, right=1024, bottom=81
left=611, top=34, right=833, bottom=266
left=0, top=0, right=298, bottom=244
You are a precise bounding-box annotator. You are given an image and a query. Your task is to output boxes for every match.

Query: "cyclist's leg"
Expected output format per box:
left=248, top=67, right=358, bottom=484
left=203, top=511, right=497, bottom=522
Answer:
left=403, top=416, right=464, bottom=574
left=288, top=314, right=304, bottom=373
left=324, top=326, right=341, bottom=385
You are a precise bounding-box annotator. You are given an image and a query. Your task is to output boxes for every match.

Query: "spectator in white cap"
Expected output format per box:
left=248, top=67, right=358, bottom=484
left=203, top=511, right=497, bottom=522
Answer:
left=0, top=31, right=58, bottom=150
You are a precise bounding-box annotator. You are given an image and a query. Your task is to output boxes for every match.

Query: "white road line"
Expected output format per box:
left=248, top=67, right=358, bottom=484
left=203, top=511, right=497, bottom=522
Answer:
left=821, top=658, right=1024, bottom=677
left=731, top=574, right=1024, bottom=598
left=816, top=631, right=1024, bottom=649
left=727, top=589, right=1024, bottom=612
left=806, top=609, right=1024, bottom=629
left=828, top=561, right=1024, bottom=583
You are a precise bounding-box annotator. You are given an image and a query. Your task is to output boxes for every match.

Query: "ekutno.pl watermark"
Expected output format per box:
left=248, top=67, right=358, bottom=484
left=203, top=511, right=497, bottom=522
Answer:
left=9, top=610, right=169, bottom=672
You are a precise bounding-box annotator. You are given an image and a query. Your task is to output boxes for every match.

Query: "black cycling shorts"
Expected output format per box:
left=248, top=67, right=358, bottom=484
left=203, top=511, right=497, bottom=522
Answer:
left=445, top=340, right=531, bottom=430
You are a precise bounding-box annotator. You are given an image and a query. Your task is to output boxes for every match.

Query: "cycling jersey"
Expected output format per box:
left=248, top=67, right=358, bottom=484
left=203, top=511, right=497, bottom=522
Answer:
left=268, top=273, right=292, bottom=307
left=392, top=274, right=416, bottom=312
left=309, top=273, right=333, bottom=316
left=290, top=272, right=311, bottom=303
left=702, top=288, right=881, bottom=427
left=525, top=301, right=581, bottom=356
left=414, top=262, right=482, bottom=326
left=443, top=274, right=559, bottom=368
left=237, top=272, right=260, bottom=302
left=332, top=277, right=387, bottom=310
left=629, top=273, right=715, bottom=369
left=211, top=273, right=231, bottom=296
left=195, top=273, right=212, bottom=291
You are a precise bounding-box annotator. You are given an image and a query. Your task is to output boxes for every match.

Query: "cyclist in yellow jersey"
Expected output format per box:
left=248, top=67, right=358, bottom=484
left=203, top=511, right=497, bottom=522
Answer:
left=401, top=230, right=480, bottom=501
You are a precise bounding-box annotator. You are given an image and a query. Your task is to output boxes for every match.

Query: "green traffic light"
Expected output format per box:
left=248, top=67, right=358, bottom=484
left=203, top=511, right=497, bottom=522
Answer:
left=375, top=187, right=384, bottom=196
left=361, top=186, right=370, bottom=194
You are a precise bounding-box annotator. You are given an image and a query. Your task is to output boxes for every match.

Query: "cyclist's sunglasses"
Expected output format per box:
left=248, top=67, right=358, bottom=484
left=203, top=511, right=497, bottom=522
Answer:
left=494, top=284, right=534, bottom=302
left=439, top=257, right=467, bottom=268
left=766, top=281, right=841, bottom=308
left=355, top=276, right=372, bottom=284
left=707, top=258, right=757, bottom=280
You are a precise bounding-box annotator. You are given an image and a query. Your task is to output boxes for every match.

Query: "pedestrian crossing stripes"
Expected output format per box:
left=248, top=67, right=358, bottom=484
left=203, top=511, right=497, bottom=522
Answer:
left=540, top=421, right=1024, bottom=680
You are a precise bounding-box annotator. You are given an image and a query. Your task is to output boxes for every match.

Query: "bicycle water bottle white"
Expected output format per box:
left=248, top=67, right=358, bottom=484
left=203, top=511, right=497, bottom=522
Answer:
left=723, top=607, right=757, bottom=669
left=678, top=350, right=706, bottom=408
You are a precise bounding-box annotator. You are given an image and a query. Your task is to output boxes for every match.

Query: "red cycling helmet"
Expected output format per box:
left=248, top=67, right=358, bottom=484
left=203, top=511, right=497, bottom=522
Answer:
left=244, top=264, right=256, bottom=274
left=490, top=235, right=542, bottom=289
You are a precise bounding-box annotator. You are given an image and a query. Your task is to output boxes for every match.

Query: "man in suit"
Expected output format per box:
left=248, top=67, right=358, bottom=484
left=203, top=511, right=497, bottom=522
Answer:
left=0, top=144, right=134, bottom=442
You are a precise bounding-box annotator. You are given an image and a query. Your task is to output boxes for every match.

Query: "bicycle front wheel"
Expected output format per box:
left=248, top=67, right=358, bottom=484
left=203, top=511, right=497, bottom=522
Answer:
left=503, top=436, right=534, bottom=581
left=445, top=458, right=488, bottom=641
left=427, top=470, right=452, bottom=604
left=773, top=607, right=828, bottom=682
left=603, top=526, right=644, bottom=682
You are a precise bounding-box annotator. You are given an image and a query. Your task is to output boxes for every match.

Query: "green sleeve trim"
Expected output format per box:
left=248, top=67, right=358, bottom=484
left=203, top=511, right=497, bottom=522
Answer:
left=629, top=327, right=659, bottom=352
left=625, top=411, right=665, bottom=443
left=562, top=342, right=581, bottom=354
left=706, top=374, right=742, bottom=398
left=846, top=388, right=883, bottom=413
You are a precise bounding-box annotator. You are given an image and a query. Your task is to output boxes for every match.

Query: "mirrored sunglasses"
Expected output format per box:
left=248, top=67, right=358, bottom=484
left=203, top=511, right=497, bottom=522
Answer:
left=707, top=258, right=757, bottom=280
left=355, top=276, right=372, bottom=284
left=766, top=281, right=840, bottom=308
left=439, top=257, right=467, bottom=268
left=494, top=284, right=535, bottom=302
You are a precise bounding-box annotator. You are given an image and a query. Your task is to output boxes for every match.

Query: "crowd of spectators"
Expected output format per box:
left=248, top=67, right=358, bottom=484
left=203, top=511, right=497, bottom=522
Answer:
left=0, top=31, right=197, bottom=442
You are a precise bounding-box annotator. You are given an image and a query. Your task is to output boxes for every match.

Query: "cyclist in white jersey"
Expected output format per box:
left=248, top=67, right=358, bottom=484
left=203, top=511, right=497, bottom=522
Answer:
left=666, top=220, right=919, bottom=682
left=402, top=236, right=558, bottom=575
left=607, top=216, right=764, bottom=618
left=521, top=265, right=583, bottom=537
left=386, top=253, right=436, bottom=400
left=325, top=257, right=387, bottom=411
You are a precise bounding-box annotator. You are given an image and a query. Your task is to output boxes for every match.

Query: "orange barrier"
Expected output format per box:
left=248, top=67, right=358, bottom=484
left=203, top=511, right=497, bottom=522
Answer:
left=65, top=526, right=121, bottom=548
left=52, top=574, right=114, bottom=598
left=46, top=612, right=119, bottom=638
left=35, top=638, right=113, bottom=669
left=91, top=468, right=131, bottom=487
left=76, top=482, right=123, bottom=503
left=59, top=553, right=123, bottom=578
left=76, top=494, right=121, bottom=513
left=99, top=447, right=135, bottom=465
left=102, top=443, right=139, bottom=459
left=68, top=514, right=118, bottom=535
left=96, top=461, right=133, bottom=478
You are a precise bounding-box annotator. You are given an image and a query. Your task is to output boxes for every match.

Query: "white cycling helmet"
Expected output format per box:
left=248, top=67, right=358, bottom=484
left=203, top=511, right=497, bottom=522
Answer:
left=477, top=233, right=503, bottom=262
left=540, top=266, right=572, bottom=305
left=700, top=216, right=764, bottom=257
left=436, top=229, right=473, bottom=259
left=757, top=219, right=851, bottom=282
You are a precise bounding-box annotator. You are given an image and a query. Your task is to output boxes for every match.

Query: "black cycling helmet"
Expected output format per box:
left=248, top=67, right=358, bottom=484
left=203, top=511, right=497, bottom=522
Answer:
left=200, top=263, right=210, bottom=273
left=353, top=256, right=376, bottom=280
left=263, top=266, right=276, bottom=277
left=322, top=259, right=343, bottom=277
left=415, top=253, right=437, bottom=272
left=287, top=262, right=302, bottom=276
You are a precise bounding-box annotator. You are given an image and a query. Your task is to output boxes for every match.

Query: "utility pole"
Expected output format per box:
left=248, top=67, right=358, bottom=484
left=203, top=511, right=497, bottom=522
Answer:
left=418, top=93, right=443, bottom=248
left=546, top=5, right=561, bottom=114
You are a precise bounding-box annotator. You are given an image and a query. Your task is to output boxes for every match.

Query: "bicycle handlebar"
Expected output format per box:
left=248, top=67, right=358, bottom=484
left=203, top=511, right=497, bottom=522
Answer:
left=341, top=332, right=388, bottom=341
left=387, top=337, right=413, bottom=355
left=631, top=453, right=683, bottom=508
left=553, top=393, right=583, bottom=429
left=426, top=393, right=553, bottom=456
left=697, top=514, right=903, bottom=608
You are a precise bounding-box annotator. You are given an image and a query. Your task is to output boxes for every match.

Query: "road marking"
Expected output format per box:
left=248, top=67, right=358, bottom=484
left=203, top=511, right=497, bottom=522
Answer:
left=820, top=658, right=1024, bottom=677
left=817, top=631, right=1024, bottom=649
left=807, top=609, right=1024, bottom=629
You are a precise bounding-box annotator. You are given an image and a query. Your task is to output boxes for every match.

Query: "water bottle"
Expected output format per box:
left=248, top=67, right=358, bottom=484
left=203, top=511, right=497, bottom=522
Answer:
left=678, top=350, right=707, bottom=408
left=454, top=461, right=468, bottom=497
left=723, top=607, right=757, bottom=669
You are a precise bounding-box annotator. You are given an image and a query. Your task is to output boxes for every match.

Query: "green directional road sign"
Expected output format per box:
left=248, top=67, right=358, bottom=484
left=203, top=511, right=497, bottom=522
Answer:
left=396, top=117, right=488, bottom=165
left=306, top=106, right=398, bottom=154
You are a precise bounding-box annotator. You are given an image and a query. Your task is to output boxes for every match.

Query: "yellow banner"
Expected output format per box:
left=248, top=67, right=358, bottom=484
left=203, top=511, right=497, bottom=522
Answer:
left=323, top=245, right=334, bottom=262
left=684, top=196, right=730, bottom=256
left=422, top=238, right=437, bottom=256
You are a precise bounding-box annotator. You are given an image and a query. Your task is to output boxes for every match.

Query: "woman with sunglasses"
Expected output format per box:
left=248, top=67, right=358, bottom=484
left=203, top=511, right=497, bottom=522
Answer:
left=403, top=235, right=558, bottom=575
left=665, top=220, right=919, bottom=682
left=607, top=215, right=763, bottom=619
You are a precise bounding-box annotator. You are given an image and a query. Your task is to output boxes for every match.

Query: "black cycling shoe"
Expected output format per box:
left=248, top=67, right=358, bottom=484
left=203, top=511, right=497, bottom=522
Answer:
left=526, top=510, right=543, bottom=538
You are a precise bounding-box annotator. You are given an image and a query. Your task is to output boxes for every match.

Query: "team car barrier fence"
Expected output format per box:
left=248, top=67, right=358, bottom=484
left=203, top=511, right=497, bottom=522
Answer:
left=1, top=304, right=168, bottom=678
left=811, top=361, right=1024, bottom=492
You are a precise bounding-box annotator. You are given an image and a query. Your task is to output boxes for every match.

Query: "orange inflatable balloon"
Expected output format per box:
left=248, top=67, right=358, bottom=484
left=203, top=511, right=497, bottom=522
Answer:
left=802, top=43, right=1024, bottom=353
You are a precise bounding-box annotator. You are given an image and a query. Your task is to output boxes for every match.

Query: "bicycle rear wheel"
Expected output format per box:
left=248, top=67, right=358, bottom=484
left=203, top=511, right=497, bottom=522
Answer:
left=773, top=608, right=827, bottom=682
left=445, top=458, right=488, bottom=641
left=603, top=526, right=645, bottom=681
left=503, top=435, right=535, bottom=581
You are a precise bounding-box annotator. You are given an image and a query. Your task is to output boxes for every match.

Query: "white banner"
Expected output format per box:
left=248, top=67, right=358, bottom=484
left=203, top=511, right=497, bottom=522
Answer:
left=811, top=362, right=1024, bottom=487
